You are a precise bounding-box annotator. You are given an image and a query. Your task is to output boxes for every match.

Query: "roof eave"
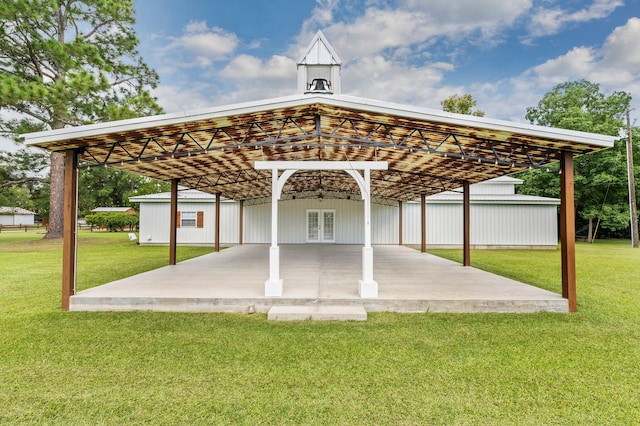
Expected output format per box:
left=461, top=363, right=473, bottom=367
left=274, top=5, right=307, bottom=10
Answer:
left=22, top=93, right=616, bottom=150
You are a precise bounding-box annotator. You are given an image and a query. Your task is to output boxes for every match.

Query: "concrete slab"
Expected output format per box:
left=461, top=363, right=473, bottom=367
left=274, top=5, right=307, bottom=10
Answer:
left=69, top=244, right=568, bottom=314
left=268, top=305, right=367, bottom=321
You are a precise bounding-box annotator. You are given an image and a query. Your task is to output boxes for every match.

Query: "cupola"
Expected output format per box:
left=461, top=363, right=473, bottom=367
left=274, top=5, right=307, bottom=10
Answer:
left=297, top=30, right=341, bottom=95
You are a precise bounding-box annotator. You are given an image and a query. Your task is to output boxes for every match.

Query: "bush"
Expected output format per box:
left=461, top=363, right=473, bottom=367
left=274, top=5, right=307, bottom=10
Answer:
left=85, top=212, right=138, bottom=232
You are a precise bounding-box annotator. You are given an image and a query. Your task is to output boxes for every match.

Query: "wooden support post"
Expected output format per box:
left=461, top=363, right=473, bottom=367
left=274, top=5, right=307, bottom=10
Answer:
left=169, top=179, right=178, bottom=266
left=215, top=193, right=221, bottom=252
left=398, top=200, right=403, bottom=246
left=463, top=181, right=471, bottom=267
left=239, top=200, right=244, bottom=244
left=560, top=152, right=577, bottom=312
left=421, top=194, right=426, bottom=253
left=62, top=150, right=78, bottom=311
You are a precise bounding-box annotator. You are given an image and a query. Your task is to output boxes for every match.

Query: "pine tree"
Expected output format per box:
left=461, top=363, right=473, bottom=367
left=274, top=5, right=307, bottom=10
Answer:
left=0, top=0, right=162, bottom=238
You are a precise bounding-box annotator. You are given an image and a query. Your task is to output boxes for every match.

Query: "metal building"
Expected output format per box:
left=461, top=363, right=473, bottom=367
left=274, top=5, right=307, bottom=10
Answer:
left=23, top=31, right=616, bottom=311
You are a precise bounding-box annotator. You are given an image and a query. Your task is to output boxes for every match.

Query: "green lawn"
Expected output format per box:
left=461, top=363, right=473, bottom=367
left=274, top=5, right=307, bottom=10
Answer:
left=1, top=233, right=639, bottom=424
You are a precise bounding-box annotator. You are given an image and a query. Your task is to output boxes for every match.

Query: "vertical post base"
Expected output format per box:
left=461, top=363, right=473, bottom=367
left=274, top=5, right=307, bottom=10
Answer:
left=359, top=246, right=378, bottom=298
left=265, top=279, right=284, bottom=297
left=265, top=246, right=283, bottom=297
left=358, top=279, right=378, bottom=298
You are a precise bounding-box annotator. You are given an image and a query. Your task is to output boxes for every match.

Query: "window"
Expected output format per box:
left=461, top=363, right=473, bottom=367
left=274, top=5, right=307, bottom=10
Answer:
left=181, top=211, right=197, bottom=227
left=176, top=211, right=204, bottom=228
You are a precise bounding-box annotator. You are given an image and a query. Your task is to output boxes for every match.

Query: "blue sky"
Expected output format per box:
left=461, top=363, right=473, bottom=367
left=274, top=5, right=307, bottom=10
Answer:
left=132, top=0, right=640, bottom=123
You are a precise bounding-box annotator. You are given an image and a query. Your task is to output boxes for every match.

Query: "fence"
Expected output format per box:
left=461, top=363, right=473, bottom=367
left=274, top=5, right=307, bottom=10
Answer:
left=0, top=224, right=45, bottom=233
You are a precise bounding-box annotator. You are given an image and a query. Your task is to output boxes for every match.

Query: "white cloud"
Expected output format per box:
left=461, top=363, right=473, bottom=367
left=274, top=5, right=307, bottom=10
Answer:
left=152, top=85, right=215, bottom=114
left=481, top=17, right=640, bottom=122
left=527, top=0, right=623, bottom=39
left=601, top=17, right=640, bottom=72
left=401, top=0, right=531, bottom=28
left=220, top=55, right=296, bottom=80
left=295, top=0, right=533, bottom=65
left=214, top=55, right=298, bottom=105
left=527, top=46, right=598, bottom=86
left=525, top=17, right=640, bottom=89
left=342, top=55, right=456, bottom=108
left=165, top=21, right=239, bottom=67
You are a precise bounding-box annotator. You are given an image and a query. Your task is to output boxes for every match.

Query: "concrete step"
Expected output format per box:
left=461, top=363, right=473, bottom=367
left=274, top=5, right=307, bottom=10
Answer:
left=267, top=305, right=367, bottom=321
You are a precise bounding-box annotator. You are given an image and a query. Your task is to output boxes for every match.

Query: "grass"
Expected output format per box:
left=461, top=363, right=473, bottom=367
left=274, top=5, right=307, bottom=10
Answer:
left=1, top=232, right=639, bottom=424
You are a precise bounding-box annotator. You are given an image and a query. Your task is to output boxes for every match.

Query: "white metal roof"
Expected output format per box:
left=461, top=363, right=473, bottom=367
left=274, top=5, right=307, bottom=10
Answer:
left=129, top=189, right=232, bottom=203
left=23, top=93, right=616, bottom=149
left=0, top=206, right=36, bottom=215
left=424, top=192, right=560, bottom=205
left=90, top=207, right=135, bottom=212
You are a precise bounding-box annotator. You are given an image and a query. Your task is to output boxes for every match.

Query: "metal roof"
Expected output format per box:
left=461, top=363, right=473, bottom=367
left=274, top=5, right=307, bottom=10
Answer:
left=90, top=207, right=135, bottom=213
left=0, top=206, right=36, bottom=215
left=425, top=192, right=560, bottom=205
left=129, top=188, right=233, bottom=203
left=23, top=93, right=616, bottom=204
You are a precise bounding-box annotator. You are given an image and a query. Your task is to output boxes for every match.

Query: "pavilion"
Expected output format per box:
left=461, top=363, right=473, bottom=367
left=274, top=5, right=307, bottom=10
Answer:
left=23, top=31, right=616, bottom=312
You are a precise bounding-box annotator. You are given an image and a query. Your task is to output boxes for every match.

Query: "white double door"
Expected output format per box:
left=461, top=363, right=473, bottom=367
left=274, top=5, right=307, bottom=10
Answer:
left=306, top=209, right=335, bottom=243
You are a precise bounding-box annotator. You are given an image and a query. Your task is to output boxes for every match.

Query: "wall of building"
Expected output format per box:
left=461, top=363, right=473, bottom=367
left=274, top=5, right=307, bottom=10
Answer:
left=244, top=199, right=365, bottom=244
left=401, top=201, right=558, bottom=247
left=0, top=214, right=35, bottom=226
left=139, top=201, right=240, bottom=245
left=137, top=196, right=558, bottom=248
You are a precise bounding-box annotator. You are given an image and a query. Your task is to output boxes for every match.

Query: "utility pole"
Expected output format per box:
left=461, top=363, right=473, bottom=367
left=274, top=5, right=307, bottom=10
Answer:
left=625, top=108, right=638, bottom=248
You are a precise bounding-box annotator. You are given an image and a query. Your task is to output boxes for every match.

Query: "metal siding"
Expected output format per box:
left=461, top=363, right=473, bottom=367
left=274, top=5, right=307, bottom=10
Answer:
left=428, top=204, right=463, bottom=245
left=400, top=201, right=557, bottom=246
left=245, top=199, right=365, bottom=244
left=0, top=214, right=35, bottom=225
left=139, top=201, right=238, bottom=245
left=471, top=204, right=558, bottom=246
left=244, top=204, right=271, bottom=243
left=372, top=204, right=398, bottom=244
left=401, top=203, right=419, bottom=245
left=220, top=202, right=240, bottom=244
left=471, top=182, right=515, bottom=195
left=140, top=197, right=558, bottom=247
left=176, top=202, right=214, bottom=244
left=139, top=203, right=168, bottom=244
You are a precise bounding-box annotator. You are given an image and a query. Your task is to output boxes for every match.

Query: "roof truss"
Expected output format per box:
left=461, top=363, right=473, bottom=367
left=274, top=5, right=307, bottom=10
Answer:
left=27, top=101, right=610, bottom=203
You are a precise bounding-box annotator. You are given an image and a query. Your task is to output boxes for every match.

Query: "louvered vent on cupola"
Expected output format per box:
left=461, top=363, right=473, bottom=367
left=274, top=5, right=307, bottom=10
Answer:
left=297, top=30, right=341, bottom=95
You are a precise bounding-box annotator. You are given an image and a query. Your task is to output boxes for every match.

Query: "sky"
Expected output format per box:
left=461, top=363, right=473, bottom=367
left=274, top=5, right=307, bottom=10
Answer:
left=132, top=0, right=640, bottom=123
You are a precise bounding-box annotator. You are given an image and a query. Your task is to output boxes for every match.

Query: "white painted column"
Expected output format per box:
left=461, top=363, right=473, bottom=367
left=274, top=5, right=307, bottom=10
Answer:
left=255, top=161, right=386, bottom=299
left=358, top=168, right=378, bottom=298
left=265, top=168, right=283, bottom=296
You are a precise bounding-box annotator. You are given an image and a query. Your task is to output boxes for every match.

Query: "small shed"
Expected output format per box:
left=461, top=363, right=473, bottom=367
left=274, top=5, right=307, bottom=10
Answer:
left=0, top=206, right=36, bottom=226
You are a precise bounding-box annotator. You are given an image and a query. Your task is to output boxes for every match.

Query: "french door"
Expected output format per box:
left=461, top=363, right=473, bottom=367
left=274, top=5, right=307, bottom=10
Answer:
left=306, top=209, right=335, bottom=243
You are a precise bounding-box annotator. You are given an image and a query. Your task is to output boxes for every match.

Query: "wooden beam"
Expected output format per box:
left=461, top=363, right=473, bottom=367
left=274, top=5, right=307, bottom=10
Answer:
left=169, top=179, right=178, bottom=265
left=62, top=150, right=78, bottom=311
left=421, top=194, right=426, bottom=253
left=463, top=181, right=471, bottom=267
left=239, top=200, right=244, bottom=244
left=398, top=201, right=403, bottom=246
left=215, top=193, right=221, bottom=252
left=560, top=152, right=577, bottom=312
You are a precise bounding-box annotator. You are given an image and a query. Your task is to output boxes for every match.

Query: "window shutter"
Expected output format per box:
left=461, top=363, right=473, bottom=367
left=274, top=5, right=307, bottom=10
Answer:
left=196, top=211, right=204, bottom=228
left=176, top=211, right=181, bottom=228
